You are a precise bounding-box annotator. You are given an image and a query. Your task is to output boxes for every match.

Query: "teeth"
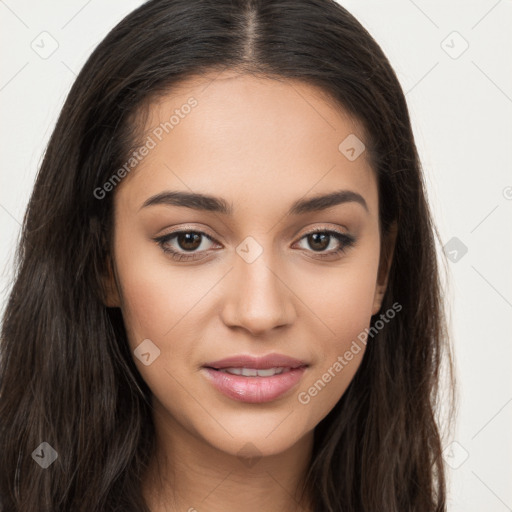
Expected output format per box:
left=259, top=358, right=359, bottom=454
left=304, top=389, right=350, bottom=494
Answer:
left=218, top=367, right=290, bottom=377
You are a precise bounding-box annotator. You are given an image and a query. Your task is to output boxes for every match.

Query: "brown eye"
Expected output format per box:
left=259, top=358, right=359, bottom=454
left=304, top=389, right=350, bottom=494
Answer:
left=176, top=232, right=202, bottom=251
left=154, top=230, right=218, bottom=261
left=306, top=232, right=331, bottom=251
left=295, top=229, right=356, bottom=259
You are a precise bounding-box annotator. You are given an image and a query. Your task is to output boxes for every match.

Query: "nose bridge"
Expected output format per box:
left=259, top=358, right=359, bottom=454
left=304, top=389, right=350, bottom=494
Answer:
left=221, top=235, right=294, bottom=334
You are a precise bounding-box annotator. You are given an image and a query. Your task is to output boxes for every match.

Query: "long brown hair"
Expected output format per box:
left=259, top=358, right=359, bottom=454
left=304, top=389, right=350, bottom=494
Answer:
left=0, top=0, right=455, bottom=510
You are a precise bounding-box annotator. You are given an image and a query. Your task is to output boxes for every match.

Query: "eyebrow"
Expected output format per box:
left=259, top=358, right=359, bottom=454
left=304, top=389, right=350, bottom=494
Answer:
left=139, top=189, right=369, bottom=215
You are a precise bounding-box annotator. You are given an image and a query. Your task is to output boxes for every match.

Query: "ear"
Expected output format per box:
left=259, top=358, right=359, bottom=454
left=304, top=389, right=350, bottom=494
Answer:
left=100, top=254, right=121, bottom=308
left=372, top=220, right=398, bottom=316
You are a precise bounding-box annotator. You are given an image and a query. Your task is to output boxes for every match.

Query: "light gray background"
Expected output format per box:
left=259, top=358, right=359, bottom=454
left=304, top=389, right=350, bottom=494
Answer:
left=1, top=1, right=511, bottom=510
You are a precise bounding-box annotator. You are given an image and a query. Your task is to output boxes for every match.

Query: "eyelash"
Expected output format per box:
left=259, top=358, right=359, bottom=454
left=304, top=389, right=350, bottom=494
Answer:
left=154, top=227, right=356, bottom=262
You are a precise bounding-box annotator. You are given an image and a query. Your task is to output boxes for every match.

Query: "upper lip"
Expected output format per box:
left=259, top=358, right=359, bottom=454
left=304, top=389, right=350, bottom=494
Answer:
left=203, top=353, right=308, bottom=370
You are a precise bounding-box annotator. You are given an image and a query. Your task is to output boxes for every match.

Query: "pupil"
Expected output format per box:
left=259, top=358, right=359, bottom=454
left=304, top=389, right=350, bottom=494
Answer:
left=178, top=232, right=201, bottom=251
left=309, top=233, right=329, bottom=251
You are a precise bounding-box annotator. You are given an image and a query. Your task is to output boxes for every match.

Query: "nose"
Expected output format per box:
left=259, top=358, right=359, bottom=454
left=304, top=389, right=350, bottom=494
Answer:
left=220, top=251, right=296, bottom=337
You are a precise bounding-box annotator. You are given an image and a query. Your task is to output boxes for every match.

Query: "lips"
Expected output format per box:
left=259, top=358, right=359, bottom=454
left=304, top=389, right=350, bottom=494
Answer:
left=201, top=366, right=307, bottom=403
left=203, top=353, right=308, bottom=371
left=201, top=352, right=309, bottom=403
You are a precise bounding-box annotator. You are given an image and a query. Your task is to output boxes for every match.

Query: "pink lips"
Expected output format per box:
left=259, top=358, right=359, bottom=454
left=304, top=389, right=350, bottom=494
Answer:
left=201, top=353, right=308, bottom=404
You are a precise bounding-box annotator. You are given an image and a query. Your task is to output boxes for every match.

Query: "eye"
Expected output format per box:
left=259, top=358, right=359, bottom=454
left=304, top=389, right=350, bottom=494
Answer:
left=294, top=228, right=356, bottom=259
left=154, top=227, right=356, bottom=262
left=154, top=230, right=219, bottom=262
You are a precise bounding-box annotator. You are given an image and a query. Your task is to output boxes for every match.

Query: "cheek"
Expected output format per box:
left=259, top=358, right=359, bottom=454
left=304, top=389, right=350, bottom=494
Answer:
left=317, top=271, right=377, bottom=330
left=294, top=243, right=380, bottom=414
left=113, top=247, right=203, bottom=415
left=112, top=229, right=220, bottom=408
left=112, top=222, right=199, bottom=343
left=297, top=236, right=381, bottom=339
left=295, top=285, right=372, bottom=423
left=116, top=267, right=173, bottom=342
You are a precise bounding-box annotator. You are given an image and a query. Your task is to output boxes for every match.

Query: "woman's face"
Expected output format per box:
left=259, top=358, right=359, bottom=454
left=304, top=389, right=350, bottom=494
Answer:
left=106, top=71, right=390, bottom=459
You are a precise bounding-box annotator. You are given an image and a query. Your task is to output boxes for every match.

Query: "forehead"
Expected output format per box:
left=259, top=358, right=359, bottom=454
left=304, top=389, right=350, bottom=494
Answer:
left=115, top=71, right=377, bottom=217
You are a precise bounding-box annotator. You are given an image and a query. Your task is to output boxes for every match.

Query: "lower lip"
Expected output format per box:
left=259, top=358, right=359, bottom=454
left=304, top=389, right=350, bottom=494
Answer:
left=201, top=367, right=307, bottom=403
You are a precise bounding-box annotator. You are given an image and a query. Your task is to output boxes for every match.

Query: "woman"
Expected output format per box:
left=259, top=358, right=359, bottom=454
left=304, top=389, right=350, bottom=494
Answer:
left=0, top=0, right=455, bottom=510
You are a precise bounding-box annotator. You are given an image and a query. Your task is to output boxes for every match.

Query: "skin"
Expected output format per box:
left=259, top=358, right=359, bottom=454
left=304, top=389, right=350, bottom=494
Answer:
left=102, top=70, right=396, bottom=512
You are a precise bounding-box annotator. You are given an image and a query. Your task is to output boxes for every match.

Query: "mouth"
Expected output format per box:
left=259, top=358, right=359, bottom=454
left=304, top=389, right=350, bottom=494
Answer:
left=201, top=353, right=309, bottom=403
